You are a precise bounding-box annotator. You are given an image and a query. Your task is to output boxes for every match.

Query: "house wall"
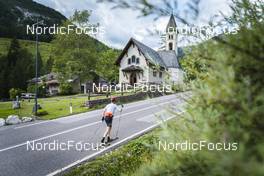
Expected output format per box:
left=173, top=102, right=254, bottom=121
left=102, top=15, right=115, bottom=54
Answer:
left=48, top=85, right=59, bottom=95
left=119, top=44, right=149, bottom=84
left=148, top=67, right=164, bottom=84
left=168, top=68, right=184, bottom=84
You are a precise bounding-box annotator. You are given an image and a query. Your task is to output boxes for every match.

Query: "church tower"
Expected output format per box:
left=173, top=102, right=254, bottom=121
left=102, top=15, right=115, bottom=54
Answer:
left=165, top=14, right=178, bottom=53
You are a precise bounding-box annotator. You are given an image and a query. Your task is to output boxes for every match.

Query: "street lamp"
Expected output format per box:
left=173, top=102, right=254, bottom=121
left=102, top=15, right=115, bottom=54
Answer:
left=33, top=19, right=44, bottom=116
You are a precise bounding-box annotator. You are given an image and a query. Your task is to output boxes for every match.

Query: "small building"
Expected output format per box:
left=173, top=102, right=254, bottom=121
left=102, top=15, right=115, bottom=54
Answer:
left=116, top=15, right=184, bottom=85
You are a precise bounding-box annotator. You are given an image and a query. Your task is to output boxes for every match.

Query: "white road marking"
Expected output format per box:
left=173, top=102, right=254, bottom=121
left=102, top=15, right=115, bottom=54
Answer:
left=0, top=100, right=178, bottom=153
left=14, top=94, right=178, bottom=130
left=46, top=112, right=184, bottom=176
left=0, top=121, right=101, bottom=153
left=14, top=121, right=50, bottom=129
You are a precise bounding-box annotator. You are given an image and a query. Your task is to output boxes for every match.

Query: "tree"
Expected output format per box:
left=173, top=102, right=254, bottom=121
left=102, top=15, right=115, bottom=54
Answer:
left=95, top=49, right=120, bottom=82
left=6, top=38, right=20, bottom=67
left=52, top=11, right=98, bottom=90
left=8, top=48, right=34, bottom=91
left=9, top=88, right=23, bottom=100
left=45, top=55, right=54, bottom=74
left=0, top=38, right=34, bottom=99
left=129, top=0, right=264, bottom=176
left=35, top=51, right=44, bottom=76
left=0, top=55, right=8, bottom=98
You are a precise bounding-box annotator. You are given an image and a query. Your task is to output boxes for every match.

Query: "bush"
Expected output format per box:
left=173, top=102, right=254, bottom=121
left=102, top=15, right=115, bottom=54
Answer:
left=27, top=83, right=47, bottom=98
left=37, top=109, right=48, bottom=116
left=9, top=88, right=24, bottom=100
left=59, top=83, right=73, bottom=95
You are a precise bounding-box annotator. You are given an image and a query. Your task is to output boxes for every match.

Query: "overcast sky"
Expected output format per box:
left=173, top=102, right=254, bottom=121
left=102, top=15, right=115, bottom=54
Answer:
left=35, top=0, right=232, bottom=49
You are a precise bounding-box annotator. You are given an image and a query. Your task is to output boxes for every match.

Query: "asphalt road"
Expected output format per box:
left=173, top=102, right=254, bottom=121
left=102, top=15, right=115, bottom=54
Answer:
left=0, top=92, right=191, bottom=176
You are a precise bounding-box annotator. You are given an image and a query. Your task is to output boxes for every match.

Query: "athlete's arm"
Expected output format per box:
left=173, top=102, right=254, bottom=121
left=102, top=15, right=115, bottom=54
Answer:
left=116, top=104, right=123, bottom=112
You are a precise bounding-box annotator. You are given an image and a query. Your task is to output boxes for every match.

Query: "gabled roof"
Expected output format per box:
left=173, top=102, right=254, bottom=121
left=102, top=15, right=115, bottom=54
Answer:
left=116, top=38, right=184, bottom=69
left=116, top=38, right=166, bottom=68
left=166, top=14, right=177, bottom=32
left=158, top=50, right=181, bottom=68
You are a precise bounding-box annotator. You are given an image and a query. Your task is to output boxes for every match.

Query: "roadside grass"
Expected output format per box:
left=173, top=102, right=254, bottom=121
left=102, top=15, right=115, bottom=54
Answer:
left=65, top=129, right=160, bottom=176
left=0, top=92, right=133, bottom=120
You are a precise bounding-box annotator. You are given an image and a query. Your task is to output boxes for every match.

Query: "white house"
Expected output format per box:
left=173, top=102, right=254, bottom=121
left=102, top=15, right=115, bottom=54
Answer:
left=116, top=14, right=184, bottom=85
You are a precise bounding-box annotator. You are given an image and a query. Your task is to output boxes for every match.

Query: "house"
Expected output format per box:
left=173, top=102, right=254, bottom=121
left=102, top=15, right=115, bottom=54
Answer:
left=28, top=72, right=109, bottom=95
left=44, top=73, right=60, bottom=95
left=116, top=15, right=184, bottom=85
left=28, top=73, right=80, bottom=95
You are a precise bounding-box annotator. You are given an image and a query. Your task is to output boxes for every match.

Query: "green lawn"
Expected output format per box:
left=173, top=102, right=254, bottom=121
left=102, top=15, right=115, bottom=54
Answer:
left=0, top=92, right=133, bottom=120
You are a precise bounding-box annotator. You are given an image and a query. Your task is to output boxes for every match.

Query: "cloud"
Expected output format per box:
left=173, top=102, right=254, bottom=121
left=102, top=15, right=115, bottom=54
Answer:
left=34, top=0, right=232, bottom=49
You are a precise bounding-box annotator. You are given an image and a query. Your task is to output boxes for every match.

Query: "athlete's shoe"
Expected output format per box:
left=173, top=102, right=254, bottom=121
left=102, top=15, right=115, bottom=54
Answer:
left=107, top=136, right=111, bottom=143
left=100, top=137, right=105, bottom=143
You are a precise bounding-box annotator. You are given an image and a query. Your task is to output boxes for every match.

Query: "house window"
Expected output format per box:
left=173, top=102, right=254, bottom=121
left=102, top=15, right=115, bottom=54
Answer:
left=153, top=71, right=157, bottom=77
left=159, top=72, right=162, bottom=78
left=170, top=35, right=173, bottom=39
left=169, top=43, right=173, bottom=50
left=128, top=58, right=131, bottom=65
left=136, top=58, right=140, bottom=64
left=132, top=55, right=136, bottom=63
left=169, top=27, right=174, bottom=32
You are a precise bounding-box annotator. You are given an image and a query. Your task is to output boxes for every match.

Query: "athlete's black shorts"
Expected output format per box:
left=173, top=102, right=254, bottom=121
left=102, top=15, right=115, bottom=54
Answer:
left=105, top=116, right=113, bottom=127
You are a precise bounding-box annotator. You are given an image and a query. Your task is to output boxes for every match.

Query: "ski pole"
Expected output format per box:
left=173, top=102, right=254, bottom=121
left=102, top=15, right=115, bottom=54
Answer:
left=115, top=105, right=123, bottom=138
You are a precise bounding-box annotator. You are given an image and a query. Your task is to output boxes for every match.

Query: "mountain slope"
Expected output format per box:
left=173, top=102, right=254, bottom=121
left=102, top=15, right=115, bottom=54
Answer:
left=0, top=0, right=67, bottom=42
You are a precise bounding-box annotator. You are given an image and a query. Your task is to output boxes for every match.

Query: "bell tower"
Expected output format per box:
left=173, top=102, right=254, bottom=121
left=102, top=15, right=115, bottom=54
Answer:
left=165, top=14, right=178, bottom=52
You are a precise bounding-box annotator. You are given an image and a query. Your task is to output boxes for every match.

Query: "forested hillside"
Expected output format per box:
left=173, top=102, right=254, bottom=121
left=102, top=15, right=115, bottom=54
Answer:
left=0, top=0, right=66, bottom=42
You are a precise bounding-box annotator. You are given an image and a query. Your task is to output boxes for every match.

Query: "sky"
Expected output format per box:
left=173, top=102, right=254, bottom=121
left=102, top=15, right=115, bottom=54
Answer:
left=35, top=0, right=233, bottom=49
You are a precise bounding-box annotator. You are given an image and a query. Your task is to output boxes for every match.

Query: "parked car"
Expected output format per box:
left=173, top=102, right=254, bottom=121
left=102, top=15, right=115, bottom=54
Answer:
left=21, top=93, right=35, bottom=99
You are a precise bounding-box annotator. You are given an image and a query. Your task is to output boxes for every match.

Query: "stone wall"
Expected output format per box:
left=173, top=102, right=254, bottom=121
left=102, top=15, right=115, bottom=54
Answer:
left=86, top=91, right=167, bottom=108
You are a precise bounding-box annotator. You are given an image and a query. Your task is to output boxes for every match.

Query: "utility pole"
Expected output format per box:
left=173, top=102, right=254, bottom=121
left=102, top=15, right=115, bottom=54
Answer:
left=33, top=19, right=44, bottom=116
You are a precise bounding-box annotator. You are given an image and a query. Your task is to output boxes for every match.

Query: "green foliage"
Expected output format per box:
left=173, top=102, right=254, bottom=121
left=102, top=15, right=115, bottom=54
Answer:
left=45, top=56, right=54, bottom=74
left=0, top=37, right=54, bottom=64
left=37, top=109, right=48, bottom=116
left=70, top=10, right=91, bottom=27
left=96, top=49, right=120, bottom=82
left=66, top=134, right=157, bottom=176
left=59, top=82, right=73, bottom=95
left=0, top=38, right=34, bottom=98
left=35, top=51, right=44, bottom=76
left=180, top=44, right=210, bottom=82
left=9, top=88, right=23, bottom=100
left=129, top=0, right=264, bottom=176
left=27, top=83, right=47, bottom=98
left=52, top=11, right=110, bottom=86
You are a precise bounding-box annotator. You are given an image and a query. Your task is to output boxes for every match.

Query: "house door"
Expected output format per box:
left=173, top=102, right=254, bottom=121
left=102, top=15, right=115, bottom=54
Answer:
left=130, top=73, right=137, bottom=85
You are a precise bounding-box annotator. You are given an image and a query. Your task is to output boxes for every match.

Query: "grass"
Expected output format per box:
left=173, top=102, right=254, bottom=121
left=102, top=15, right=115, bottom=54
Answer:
left=65, top=129, right=159, bottom=176
left=0, top=92, right=134, bottom=120
left=0, top=37, right=53, bottom=62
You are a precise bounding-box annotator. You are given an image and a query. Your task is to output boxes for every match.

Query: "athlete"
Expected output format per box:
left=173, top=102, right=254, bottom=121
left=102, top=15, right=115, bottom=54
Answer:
left=101, top=97, right=123, bottom=144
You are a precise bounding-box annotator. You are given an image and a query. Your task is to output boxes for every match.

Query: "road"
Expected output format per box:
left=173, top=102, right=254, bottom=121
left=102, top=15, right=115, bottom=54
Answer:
left=0, top=92, right=191, bottom=176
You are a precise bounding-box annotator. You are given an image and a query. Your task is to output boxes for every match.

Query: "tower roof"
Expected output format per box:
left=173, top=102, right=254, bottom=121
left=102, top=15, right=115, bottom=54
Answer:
left=166, top=14, right=177, bottom=32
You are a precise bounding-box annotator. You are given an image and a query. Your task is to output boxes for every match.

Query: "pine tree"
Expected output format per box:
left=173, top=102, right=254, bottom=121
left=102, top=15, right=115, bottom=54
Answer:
left=0, top=38, right=34, bottom=99
left=6, top=38, right=20, bottom=67
left=45, top=55, right=54, bottom=74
